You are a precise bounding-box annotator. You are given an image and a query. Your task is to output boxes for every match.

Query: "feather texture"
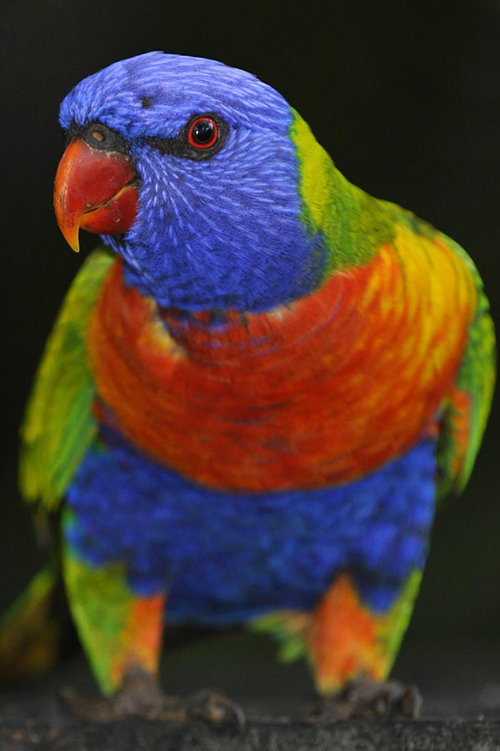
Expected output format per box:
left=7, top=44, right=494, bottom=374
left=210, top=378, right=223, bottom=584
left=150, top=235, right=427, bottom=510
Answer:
left=8, top=53, right=495, bottom=701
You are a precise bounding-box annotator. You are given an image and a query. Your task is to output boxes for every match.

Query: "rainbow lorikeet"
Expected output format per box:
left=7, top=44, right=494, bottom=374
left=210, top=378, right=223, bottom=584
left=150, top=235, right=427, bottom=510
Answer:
left=2, top=52, right=495, bottom=721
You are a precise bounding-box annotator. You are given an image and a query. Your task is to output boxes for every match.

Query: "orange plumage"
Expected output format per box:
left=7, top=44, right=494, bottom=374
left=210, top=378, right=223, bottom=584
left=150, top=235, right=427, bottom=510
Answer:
left=88, top=226, right=474, bottom=493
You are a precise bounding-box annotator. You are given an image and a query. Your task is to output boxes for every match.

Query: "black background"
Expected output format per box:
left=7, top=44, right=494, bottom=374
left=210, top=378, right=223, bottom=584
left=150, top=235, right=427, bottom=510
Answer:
left=1, top=0, right=499, bottom=651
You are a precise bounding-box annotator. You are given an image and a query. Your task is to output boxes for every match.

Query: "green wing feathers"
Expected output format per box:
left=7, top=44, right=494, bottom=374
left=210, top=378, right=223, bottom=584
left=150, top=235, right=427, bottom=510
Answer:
left=437, top=241, right=496, bottom=501
left=0, top=564, right=60, bottom=683
left=19, top=249, right=114, bottom=511
left=0, top=251, right=112, bottom=684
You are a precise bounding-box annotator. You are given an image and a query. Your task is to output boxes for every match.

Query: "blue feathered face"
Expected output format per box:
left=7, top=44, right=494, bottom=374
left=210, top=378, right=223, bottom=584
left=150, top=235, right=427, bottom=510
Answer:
left=58, top=52, right=325, bottom=312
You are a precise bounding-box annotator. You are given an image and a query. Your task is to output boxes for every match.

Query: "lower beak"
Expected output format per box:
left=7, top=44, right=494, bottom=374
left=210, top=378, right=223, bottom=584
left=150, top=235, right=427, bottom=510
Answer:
left=54, top=138, right=138, bottom=252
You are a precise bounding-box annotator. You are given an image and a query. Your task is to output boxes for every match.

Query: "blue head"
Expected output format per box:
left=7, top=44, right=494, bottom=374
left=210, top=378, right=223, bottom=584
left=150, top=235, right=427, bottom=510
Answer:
left=58, top=53, right=328, bottom=312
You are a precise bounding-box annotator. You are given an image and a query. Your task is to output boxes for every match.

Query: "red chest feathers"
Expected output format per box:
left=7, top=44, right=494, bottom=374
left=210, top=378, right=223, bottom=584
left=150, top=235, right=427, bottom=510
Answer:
left=87, top=246, right=470, bottom=492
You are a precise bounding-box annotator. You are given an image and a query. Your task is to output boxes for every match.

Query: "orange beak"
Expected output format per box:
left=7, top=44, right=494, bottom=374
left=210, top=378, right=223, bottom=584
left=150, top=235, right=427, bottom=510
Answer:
left=54, top=138, right=138, bottom=252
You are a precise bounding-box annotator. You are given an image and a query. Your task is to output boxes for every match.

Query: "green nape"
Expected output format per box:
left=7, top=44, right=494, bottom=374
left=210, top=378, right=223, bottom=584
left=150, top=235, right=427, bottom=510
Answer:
left=290, top=110, right=397, bottom=276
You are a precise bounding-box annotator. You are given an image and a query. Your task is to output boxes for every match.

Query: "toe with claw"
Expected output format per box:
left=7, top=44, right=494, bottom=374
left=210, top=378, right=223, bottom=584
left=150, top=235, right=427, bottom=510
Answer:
left=307, top=677, right=422, bottom=721
left=184, top=689, right=246, bottom=731
left=61, top=667, right=245, bottom=729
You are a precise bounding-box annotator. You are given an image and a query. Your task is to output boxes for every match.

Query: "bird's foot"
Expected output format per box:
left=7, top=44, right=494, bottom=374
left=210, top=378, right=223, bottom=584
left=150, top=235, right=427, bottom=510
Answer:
left=182, top=688, right=246, bottom=730
left=61, top=667, right=183, bottom=722
left=61, top=666, right=245, bottom=729
left=306, top=676, right=422, bottom=721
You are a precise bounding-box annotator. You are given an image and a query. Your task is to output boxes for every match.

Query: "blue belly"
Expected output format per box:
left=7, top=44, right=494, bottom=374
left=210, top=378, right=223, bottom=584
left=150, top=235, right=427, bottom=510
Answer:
left=66, top=428, right=436, bottom=625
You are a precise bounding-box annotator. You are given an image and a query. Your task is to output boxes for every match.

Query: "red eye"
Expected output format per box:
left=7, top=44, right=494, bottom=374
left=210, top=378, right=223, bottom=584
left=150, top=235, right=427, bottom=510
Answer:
left=188, top=116, right=219, bottom=149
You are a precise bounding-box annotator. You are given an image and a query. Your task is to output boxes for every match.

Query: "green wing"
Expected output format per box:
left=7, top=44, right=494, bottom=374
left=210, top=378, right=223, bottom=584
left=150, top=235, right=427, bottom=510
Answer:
left=0, top=563, right=61, bottom=682
left=0, top=250, right=112, bottom=683
left=19, top=249, right=114, bottom=511
left=436, top=239, right=496, bottom=502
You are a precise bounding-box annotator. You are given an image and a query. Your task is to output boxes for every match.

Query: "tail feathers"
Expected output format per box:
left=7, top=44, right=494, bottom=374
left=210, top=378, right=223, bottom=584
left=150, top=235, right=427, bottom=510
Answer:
left=0, top=564, right=61, bottom=684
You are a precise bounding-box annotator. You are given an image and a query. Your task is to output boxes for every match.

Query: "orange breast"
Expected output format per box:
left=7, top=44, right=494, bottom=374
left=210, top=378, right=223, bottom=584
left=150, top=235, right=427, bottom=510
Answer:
left=87, top=226, right=475, bottom=492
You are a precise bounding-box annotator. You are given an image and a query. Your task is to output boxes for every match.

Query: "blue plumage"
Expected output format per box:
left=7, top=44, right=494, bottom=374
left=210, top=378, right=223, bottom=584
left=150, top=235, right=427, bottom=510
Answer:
left=14, top=51, right=489, bottom=710
left=59, top=52, right=326, bottom=312
left=66, top=428, right=436, bottom=623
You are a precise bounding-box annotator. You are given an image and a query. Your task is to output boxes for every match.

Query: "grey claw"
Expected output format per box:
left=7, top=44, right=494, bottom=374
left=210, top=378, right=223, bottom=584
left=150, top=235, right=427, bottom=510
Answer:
left=185, top=689, right=246, bottom=731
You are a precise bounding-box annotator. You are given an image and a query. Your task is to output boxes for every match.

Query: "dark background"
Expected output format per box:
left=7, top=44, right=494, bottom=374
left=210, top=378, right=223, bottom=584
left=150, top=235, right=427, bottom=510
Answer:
left=1, top=0, right=499, bottom=659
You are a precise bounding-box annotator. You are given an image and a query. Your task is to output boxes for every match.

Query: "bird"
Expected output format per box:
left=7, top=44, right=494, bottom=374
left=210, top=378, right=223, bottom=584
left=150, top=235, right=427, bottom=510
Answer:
left=1, top=51, right=495, bottom=722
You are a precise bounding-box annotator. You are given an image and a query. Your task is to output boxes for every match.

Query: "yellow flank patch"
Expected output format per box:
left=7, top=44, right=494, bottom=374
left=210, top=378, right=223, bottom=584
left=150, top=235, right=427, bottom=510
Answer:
left=391, top=225, right=477, bottom=386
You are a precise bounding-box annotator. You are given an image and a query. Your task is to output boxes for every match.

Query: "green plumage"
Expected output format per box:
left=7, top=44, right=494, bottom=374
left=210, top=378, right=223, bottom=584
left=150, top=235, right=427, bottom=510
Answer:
left=2, top=53, right=495, bottom=715
left=436, top=236, right=496, bottom=501
left=20, top=250, right=113, bottom=511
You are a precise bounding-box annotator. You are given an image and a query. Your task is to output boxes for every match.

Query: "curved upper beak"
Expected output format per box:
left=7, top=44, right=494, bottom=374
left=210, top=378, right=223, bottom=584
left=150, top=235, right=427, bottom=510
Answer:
left=54, top=138, right=138, bottom=252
